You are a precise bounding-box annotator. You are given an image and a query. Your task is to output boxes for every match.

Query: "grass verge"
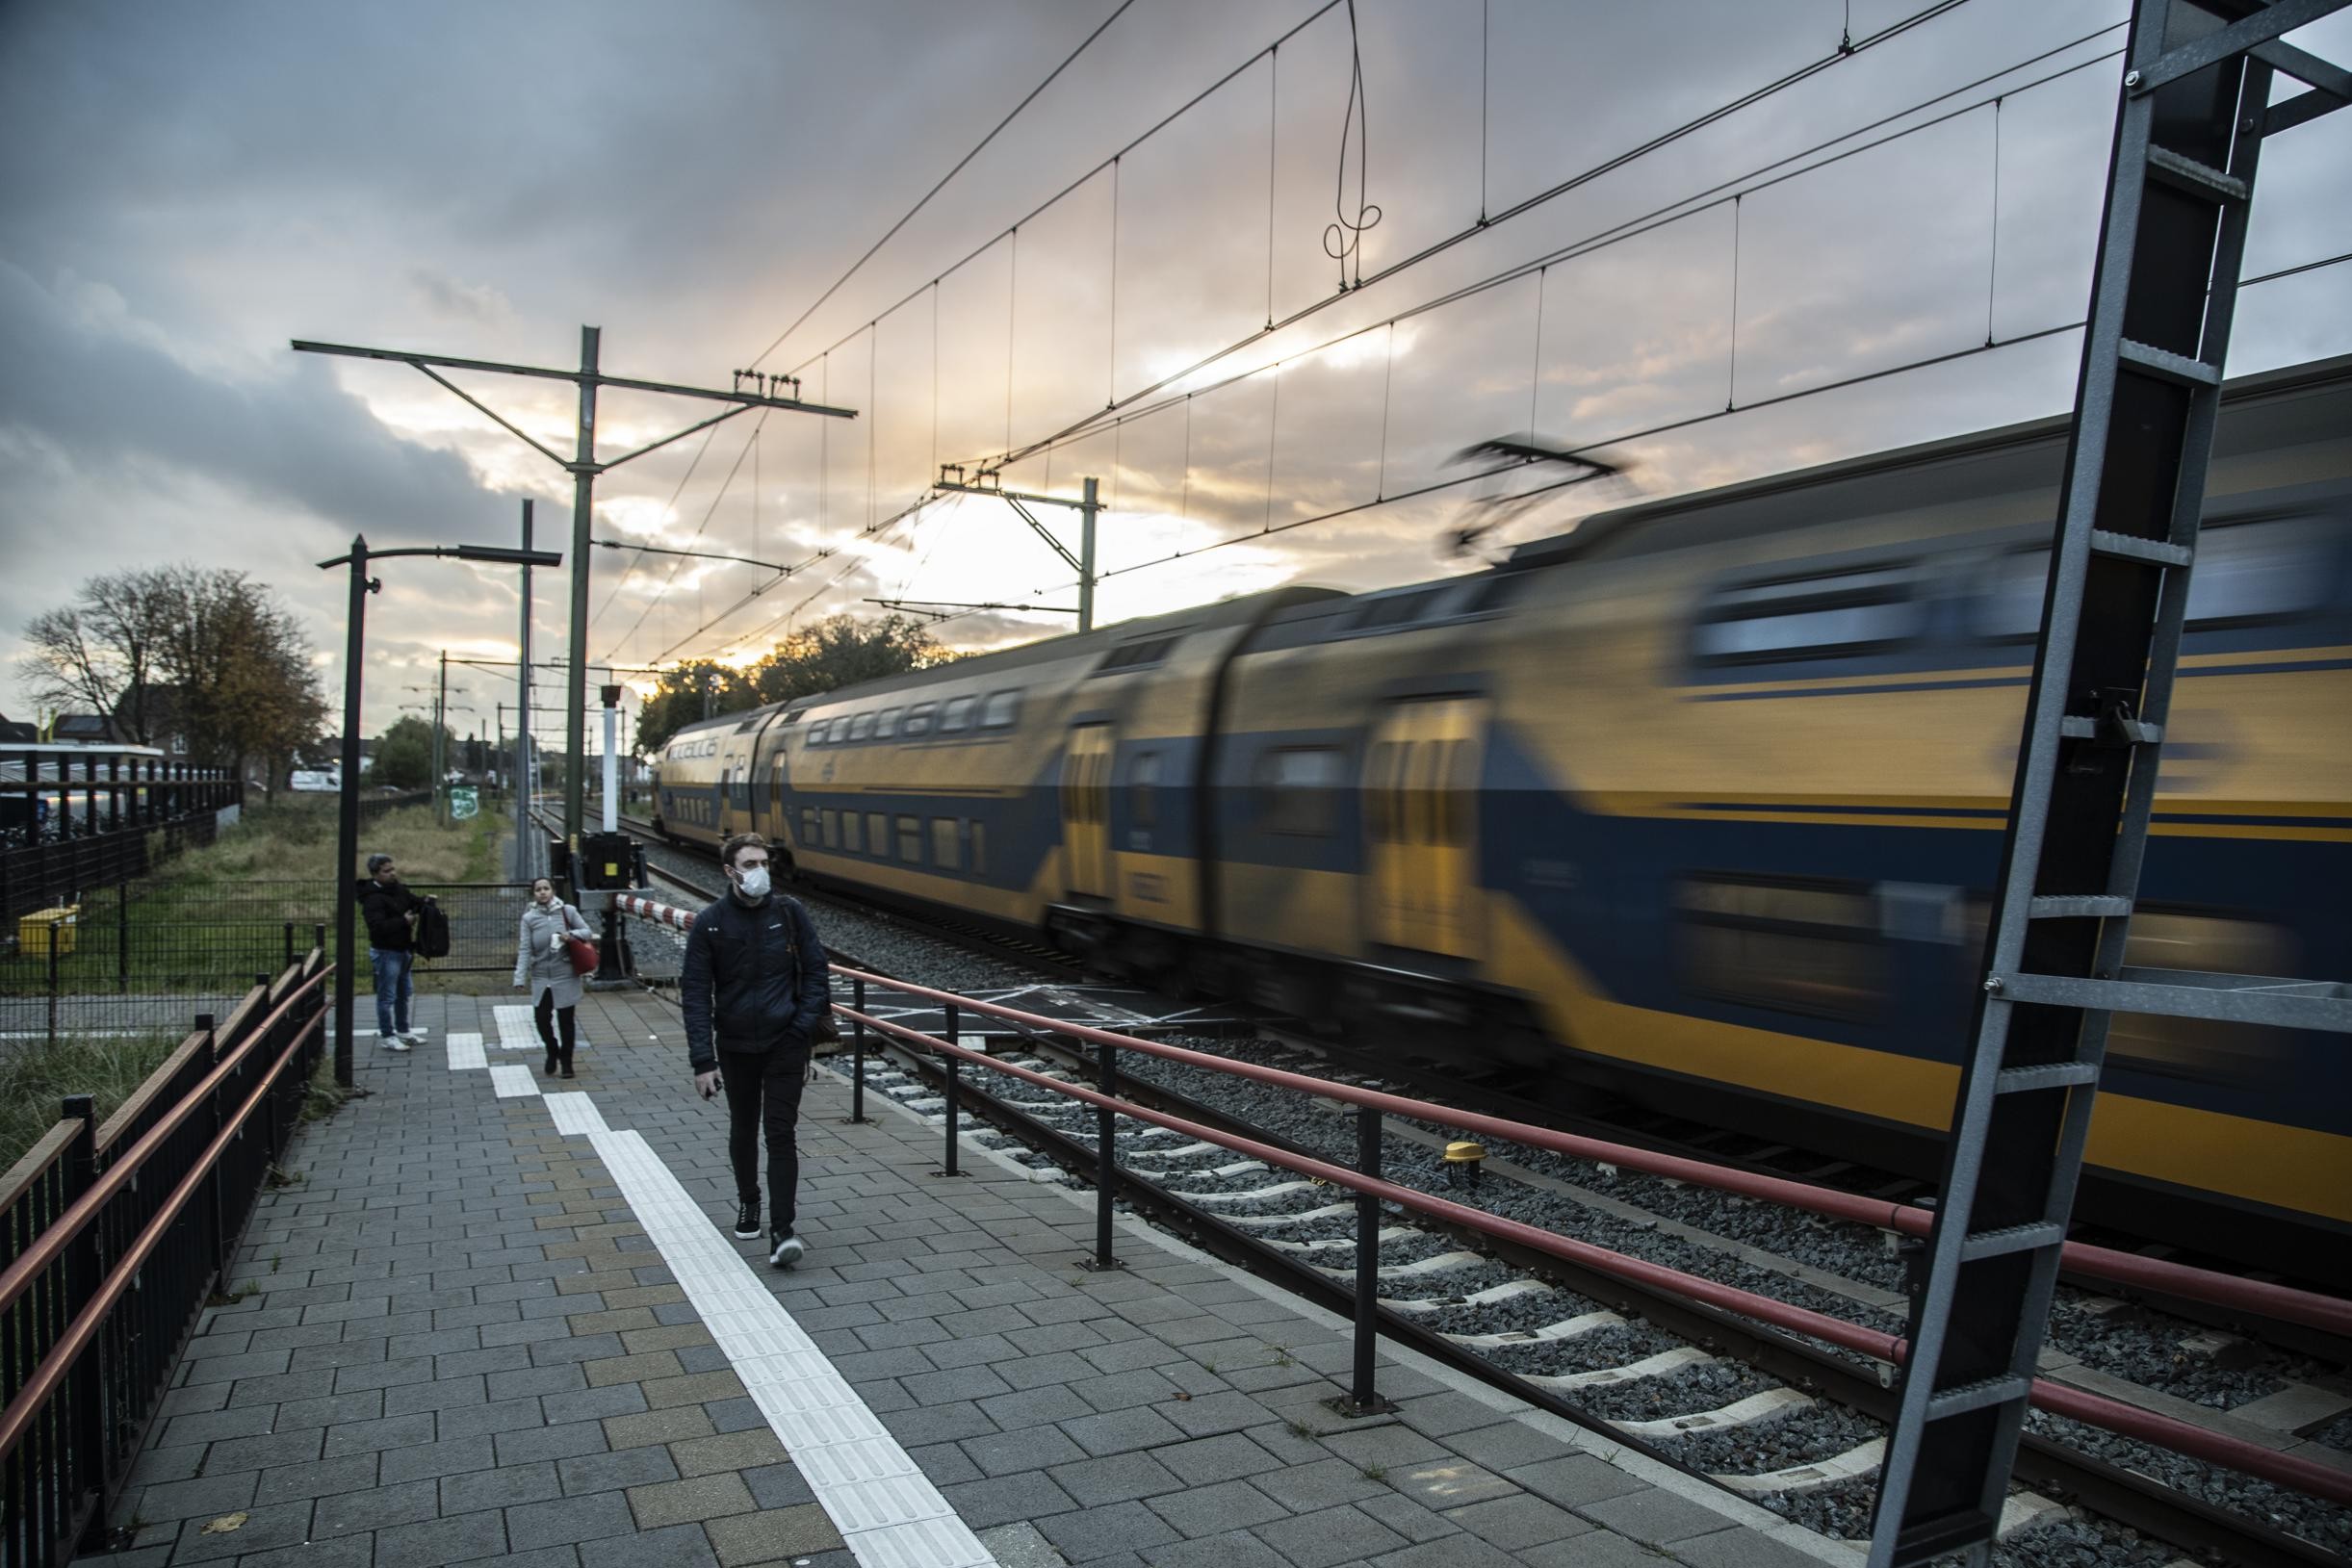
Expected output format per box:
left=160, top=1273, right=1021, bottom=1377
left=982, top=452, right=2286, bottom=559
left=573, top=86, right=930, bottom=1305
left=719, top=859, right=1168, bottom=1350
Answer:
left=0, top=1030, right=183, bottom=1175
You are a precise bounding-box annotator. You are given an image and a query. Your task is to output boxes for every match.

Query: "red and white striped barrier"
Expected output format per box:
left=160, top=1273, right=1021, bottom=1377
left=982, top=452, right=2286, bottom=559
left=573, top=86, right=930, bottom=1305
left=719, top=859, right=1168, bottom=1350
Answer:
left=613, top=894, right=697, bottom=933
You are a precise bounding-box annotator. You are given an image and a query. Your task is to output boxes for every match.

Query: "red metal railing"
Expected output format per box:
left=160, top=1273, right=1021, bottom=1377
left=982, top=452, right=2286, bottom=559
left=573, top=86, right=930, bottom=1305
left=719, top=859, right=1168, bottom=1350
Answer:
left=0, top=957, right=330, bottom=1568
left=612, top=894, right=2352, bottom=1507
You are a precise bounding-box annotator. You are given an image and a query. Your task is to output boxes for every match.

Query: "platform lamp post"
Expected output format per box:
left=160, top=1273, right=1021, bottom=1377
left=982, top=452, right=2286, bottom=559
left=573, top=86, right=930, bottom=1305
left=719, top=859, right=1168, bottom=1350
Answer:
left=320, top=535, right=562, bottom=1087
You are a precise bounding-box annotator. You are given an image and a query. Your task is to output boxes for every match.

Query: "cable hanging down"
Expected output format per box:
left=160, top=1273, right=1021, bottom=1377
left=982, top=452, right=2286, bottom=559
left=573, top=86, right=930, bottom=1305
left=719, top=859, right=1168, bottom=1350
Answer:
left=1322, top=0, right=1382, bottom=290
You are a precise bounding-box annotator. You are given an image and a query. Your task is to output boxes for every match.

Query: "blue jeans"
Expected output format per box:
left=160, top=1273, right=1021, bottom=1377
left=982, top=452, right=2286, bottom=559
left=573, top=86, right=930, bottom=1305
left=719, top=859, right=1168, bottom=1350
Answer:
left=371, top=948, right=413, bottom=1037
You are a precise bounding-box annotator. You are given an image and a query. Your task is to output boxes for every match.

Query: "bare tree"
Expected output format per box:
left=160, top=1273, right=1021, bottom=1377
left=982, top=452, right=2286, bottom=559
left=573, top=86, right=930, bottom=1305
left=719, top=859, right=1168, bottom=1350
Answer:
left=19, top=569, right=184, bottom=742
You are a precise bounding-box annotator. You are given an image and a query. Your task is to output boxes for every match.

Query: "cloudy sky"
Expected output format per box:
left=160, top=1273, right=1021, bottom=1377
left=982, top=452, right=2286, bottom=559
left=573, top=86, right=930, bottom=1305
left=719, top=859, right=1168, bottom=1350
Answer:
left=3, top=0, right=2346, bottom=747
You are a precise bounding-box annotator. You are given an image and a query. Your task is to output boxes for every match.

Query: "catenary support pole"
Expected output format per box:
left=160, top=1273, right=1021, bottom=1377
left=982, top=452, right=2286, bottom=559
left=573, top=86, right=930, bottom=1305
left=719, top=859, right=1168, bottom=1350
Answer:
left=1078, top=476, right=1098, bottom=634
left=562, top=326, right=601, bottom=854
left=514, top=500, right=533, bottom=880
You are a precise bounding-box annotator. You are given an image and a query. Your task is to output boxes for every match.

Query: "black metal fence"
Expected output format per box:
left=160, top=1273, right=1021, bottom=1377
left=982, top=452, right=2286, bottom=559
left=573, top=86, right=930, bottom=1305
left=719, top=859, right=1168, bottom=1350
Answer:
left=0, top=955, right=328, bottom=1568
left=0, top=881, right=532, bottom=1046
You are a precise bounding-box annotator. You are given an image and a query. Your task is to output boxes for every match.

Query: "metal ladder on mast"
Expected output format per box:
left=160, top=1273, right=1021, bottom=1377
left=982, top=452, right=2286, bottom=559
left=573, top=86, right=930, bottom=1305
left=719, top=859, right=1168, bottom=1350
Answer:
left=1868, top=2, right=2352, bottom=1563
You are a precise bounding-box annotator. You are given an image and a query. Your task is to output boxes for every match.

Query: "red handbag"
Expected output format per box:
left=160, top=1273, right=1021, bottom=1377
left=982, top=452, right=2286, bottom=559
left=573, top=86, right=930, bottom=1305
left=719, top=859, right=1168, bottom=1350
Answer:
left=564, top=934, right=600, bottom=976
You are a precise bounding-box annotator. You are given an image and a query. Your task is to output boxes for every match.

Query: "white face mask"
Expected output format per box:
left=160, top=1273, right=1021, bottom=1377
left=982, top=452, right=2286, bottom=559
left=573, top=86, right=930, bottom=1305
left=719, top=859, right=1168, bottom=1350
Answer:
left=737, top=865, right=771, bottom=899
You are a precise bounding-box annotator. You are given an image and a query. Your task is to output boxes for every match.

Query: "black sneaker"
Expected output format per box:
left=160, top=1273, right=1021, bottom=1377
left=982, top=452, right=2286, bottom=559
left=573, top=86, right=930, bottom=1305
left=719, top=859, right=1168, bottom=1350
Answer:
left=732, top=1201, right=762, bottom=1241
left=769, top=1230, right=805, bottom=1270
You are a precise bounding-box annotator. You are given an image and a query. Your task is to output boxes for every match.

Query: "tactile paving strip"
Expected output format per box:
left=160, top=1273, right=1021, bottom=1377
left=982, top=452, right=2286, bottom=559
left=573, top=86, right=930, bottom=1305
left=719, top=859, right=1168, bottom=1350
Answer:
left=588, top=1128, right=996, bottom=1568
left=488, top=1064, right=539, bottom=1098
left=445, top=1032, right=486, bottom=1071
left=473, top=1070, right=995, bottom=1567
left=492, top=1004, right=540, bottom=1050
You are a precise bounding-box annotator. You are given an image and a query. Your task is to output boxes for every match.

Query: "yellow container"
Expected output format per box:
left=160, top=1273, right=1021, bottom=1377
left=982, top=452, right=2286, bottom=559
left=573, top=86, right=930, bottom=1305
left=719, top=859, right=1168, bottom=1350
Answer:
left=18, top=906, right=80, bottom=957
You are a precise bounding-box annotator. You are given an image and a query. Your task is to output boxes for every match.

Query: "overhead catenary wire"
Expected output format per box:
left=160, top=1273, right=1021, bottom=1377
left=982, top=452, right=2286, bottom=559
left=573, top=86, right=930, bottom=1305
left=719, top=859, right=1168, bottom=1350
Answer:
left=958, top=0, right=1978, bottom=473
left=744, top=0, right=1141, bottom=372
left=652, top=13, right=2118, bottom=667
left=971, top=23, right=2132, bottom=480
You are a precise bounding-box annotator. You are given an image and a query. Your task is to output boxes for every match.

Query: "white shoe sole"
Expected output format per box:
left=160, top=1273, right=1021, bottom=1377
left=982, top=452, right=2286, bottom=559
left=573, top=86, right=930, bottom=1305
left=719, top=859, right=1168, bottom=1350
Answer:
left=769, top=1236, right=805, bottom=1269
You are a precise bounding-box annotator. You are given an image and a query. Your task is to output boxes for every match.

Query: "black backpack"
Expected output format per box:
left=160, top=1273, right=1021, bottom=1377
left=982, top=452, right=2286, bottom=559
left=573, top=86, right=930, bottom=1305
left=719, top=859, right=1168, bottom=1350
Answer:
left=414, top=899, right=452, bottom=960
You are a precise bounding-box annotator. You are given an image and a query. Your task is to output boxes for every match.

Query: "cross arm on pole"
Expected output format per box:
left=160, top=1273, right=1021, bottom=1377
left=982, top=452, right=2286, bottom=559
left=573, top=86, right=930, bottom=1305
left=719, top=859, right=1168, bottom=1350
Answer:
left=595, top=402, right=754, bottom=473
left=290, top=339, right=859, bottom=418
left=594, top=538, right=798, bottom=575
left=1000, top=495, right=1083, bottom=576
left=411, top=364, right=571, bottom=469
left=2127, top=0, right=2348, bottom=96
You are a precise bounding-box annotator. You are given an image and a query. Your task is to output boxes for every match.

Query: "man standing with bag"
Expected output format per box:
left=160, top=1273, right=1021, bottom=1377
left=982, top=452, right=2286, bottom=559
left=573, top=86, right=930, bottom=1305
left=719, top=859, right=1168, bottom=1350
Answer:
left=682, top=833, right=831, bottom=1267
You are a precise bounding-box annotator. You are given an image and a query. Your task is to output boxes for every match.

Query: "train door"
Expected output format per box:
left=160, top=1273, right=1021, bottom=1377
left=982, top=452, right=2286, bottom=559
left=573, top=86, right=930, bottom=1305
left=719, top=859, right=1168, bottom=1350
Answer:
left=1363, top=699, right=1486, bottom=958
left=714, top=765, right=737, bottom=838
left=1061, top=725, right=1114, bottom=900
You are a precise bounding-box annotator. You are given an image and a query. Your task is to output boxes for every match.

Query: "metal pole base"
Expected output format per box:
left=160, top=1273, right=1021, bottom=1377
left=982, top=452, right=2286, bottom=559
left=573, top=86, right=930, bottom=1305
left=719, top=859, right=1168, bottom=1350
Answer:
left=1325, top=1393, right=1399, bottom=1420
left=1077, top=1254, right=1126, bottom=1273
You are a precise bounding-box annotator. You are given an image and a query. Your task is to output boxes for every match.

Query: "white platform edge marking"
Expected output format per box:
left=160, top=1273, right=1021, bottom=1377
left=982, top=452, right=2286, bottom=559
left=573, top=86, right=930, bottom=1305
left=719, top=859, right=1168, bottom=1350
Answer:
left=488, top=1064, right=540, bottom=1099
left=543, top=1092, right=607, bottom=1136
left=583, top=1126, right=995, bottom=1568
left=446, top=1033, right=487, bottom=1071
left=493, top=1004, right=540, bottom=1050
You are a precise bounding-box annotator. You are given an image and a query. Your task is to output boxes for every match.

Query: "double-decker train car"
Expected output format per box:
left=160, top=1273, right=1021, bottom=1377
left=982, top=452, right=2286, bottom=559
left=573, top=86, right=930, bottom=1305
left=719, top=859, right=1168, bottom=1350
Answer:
left=653, top=354, right=2351, bottom=1257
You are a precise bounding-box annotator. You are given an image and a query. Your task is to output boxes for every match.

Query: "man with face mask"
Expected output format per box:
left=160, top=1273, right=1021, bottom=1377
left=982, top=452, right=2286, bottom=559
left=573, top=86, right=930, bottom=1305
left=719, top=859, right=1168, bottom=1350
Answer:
left=681, top=832, right=831, bottom=1265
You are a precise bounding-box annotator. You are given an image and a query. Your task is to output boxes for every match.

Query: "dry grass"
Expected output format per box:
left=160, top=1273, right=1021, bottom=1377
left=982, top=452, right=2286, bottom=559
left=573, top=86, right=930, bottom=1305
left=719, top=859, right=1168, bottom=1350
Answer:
left=0, top=1030, right=184, bottom=1175
left=156, top=796, right=498, bottom=891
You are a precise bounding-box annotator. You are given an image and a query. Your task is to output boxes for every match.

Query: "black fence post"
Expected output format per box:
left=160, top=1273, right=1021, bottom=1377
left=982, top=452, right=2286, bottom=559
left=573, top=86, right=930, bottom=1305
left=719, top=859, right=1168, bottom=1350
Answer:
left=314, top=922, right=326, bottom=962
left=1345, top=1106, right=1395, bottom=1416
left=1084, top=1040, right=1124, bottom=1272
left=61, top=1092, right=104, bottom=1534
left=936, top=1000, right=961, bottom=1177
left=284, top=922, right=296, bottom=972
left=196, top=1014, right=231, bottom=1286
left=116, top=881, right=129, bottom=994
left=846, top=975, right=867, bottom=1125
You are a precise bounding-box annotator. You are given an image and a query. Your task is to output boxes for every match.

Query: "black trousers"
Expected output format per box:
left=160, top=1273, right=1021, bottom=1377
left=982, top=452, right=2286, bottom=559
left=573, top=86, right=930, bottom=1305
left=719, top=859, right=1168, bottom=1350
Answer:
left=720, top=1045, right=811, bottom=1234
left=532, top=990, right=576, bottom=1066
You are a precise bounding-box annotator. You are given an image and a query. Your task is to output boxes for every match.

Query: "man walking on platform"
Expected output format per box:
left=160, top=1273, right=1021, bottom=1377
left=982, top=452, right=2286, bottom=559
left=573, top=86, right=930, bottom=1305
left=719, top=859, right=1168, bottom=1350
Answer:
left=682, top=833, right=831, bottom=1267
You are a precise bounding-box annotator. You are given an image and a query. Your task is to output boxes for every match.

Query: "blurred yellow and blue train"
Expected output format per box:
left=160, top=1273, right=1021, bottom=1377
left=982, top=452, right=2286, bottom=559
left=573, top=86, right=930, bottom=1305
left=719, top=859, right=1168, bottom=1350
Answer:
left=655, top=354, right=2350, bottom=1256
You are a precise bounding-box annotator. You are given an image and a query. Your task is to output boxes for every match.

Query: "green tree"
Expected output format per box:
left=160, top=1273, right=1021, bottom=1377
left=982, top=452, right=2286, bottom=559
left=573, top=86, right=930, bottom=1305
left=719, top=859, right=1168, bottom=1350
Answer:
left=373, top=716, right=438, bottom=790
left=632, top=615, right=953, bottom=757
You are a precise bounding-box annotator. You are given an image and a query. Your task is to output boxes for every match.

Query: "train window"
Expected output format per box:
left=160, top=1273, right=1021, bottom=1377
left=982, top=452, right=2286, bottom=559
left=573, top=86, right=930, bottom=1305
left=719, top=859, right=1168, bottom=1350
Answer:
left=1255, top=746, right=1344, bottom=836
left=980, top=690, right=1022, bottom=730
left=800, top=808, right=819, bottom=844
left=1130, top=751, right=1163, bottom=830
left=1677, top=876, right=1884, bottom=1021
left=1352, top=587, right=1442, bottom=630
left=2184, top=519, right=2331, bottom=628
left=866, top=812, right=888, bottom=855
left=874, top=707, right=902, bottom=739
left=2109, top=910, right=2299, bottom=1087
left=1097, top=636, right=1176, bottom=673
left=940, top=696, right=977, bottom=733
left=904, top=703, right=937, bottom=736
left=931, top=818, right=961, bottom=870
left=1974, top=548, right=2052, bottom=643
left=840, top=811, right=862, bottom=854
left=849, top=712, right=876, bottom=742
left=969, top=820, right=988, bottom=875
left=1693, top=565, right=1925, bottom=664
left=896, top=814, right=922, bottom=863
left=807, top=719, right=829, bottom=745
left=820, top=810, right=839, bottom=849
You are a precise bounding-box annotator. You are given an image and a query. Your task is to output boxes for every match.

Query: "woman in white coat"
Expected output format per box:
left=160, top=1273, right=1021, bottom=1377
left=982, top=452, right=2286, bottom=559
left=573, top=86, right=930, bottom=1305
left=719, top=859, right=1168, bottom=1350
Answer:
left=514, top=877, right=594, bottom=1076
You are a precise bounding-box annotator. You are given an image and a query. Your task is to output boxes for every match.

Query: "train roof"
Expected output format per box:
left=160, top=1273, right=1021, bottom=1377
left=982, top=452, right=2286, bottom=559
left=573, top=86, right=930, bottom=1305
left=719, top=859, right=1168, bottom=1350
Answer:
left=788, top=585, right=1344, bottom=712
left=1508, top=351, right=2352, bottom=569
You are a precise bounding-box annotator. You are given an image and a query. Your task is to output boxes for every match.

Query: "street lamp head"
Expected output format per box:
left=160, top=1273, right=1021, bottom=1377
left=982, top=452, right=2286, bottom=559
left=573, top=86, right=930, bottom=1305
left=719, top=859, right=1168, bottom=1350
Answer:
left=454, top=545, right=564, bottom=568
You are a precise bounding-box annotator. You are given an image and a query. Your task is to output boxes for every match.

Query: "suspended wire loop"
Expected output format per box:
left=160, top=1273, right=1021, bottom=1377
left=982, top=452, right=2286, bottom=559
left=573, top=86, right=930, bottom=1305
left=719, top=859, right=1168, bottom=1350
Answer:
left=1323, top=0, right=1383, bottom=290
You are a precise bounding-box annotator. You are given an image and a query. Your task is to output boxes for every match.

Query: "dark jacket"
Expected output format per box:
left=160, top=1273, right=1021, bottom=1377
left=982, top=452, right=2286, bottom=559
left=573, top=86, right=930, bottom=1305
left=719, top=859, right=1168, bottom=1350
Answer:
left=355, top=878, right=424, bottom=951
left=681, top=892, right=829, bottom=1072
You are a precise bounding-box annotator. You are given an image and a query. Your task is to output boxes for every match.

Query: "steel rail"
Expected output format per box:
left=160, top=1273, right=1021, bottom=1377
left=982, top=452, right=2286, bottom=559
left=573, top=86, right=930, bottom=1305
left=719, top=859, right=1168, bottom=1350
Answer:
left=0, top=968, right=329, bottom=1464
left=820, top=960, right=2351, bottom=1338
left=836, top=1000, right=2352, bottom=1508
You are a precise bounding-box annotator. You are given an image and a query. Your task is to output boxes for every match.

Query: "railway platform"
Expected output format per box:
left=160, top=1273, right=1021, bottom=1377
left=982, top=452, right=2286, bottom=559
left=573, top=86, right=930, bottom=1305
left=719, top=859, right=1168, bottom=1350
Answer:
left=85, top=987, right=1843, bottom=1568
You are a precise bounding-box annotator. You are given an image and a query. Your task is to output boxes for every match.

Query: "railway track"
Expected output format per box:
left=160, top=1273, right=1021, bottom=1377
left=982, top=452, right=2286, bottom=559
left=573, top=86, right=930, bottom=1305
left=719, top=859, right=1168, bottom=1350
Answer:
left=578, top=809, right=2352, bottom=1563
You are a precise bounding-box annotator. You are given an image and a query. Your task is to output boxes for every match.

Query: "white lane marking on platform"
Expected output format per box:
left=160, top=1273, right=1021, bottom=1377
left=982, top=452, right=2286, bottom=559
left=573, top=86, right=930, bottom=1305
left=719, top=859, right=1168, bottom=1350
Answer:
left=446, top=1033, right=486, bottom=1071
left=488, top=1065, right=539, bottom=1098
left=581, top=1125, right=995, bottom=1568
left=493, top=1005, right=539, bottom=1050
left=543, top=1092, right=607, bottom=1136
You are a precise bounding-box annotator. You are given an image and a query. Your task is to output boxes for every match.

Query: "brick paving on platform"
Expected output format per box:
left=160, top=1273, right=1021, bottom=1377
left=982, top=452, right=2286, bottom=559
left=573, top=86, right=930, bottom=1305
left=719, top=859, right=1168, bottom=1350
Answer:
left=81, top=985, right=1850, bottom=1568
